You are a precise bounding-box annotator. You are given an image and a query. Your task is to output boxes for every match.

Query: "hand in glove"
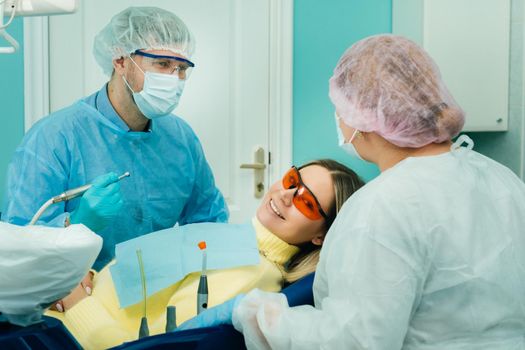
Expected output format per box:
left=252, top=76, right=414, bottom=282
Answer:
left=176, top=294, right=244, bottom=331
left=70, top=172, right=123, bottom=232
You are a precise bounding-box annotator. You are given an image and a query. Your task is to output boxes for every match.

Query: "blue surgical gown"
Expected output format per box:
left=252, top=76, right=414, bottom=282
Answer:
left=2, top=85, right=228, bottom=270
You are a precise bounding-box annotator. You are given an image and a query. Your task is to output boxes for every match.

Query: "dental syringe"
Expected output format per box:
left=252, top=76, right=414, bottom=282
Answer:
left=29, top=172, right=130, bottom=225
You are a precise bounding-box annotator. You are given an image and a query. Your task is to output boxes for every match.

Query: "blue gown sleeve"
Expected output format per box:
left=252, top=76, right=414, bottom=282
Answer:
left=178, top=136, right=229, bottom=225
left=2, top=126, right=71, bottom=227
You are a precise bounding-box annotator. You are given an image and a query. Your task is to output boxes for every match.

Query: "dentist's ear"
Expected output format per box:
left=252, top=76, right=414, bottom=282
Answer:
left=113, top=57, right=126, bottom=73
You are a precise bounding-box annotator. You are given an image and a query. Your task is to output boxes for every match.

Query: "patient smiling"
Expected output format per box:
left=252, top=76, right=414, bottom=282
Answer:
left=47, top=159, right=363, bottom=349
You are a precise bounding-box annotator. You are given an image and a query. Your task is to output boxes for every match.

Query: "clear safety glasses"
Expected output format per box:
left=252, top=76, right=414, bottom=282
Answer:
left=282, top=166, right=328, bottom=221
left=133, top=50, right=195, bottom=80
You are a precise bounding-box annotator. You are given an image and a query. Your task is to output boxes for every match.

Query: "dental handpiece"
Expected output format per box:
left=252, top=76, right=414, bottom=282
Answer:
left=29, top=172, right=130, bottom=225
left=51, top=172, right=130, bottom=203
left=197, top=241, right=208, bottom=315
left=137, top=249, right=150, bottom=339
left=165, top=306, right=177, bottom=332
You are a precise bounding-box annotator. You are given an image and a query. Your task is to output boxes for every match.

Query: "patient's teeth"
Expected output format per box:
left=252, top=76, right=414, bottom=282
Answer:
left=270, top=199, right=284, bottom=219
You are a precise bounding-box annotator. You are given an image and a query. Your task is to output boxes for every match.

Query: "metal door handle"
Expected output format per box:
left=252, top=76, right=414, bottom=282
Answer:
left=240, top=147, right=266, bottom=198
left=240, top=163, right=266, bottom=169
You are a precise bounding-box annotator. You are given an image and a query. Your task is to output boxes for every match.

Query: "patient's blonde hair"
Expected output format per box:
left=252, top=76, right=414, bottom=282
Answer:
left=283, top=159, right=364, bottom=283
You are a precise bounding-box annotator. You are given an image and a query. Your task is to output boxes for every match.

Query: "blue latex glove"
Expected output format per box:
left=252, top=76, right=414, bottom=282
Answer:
left=70, top=172, right=123, bottom=232
left=176, top=294, right=244, bottom=331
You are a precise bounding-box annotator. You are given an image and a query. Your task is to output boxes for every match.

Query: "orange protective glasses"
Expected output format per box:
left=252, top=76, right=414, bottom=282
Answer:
left=282, top=166, right=328, bottom=221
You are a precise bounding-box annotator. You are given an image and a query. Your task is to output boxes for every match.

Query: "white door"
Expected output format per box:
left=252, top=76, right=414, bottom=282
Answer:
left=25, top=0, right=292, bottom=223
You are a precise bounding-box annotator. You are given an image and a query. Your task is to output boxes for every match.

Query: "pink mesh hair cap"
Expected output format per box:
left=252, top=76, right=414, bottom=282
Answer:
left=329, top=34, right=465, bottom=148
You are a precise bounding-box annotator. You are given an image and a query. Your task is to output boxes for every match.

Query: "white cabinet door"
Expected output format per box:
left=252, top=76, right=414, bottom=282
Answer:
left=393, top=0, right=510, bottom=132
left=39, top=0, right=292, bottom=223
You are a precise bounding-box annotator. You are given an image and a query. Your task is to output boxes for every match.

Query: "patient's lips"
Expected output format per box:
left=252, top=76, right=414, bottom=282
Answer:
left=269, top=199, right=285, bottom=220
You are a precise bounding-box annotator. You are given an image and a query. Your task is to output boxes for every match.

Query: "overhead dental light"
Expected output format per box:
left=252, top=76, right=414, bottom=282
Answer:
left=0, top=0, right=77, bottom=53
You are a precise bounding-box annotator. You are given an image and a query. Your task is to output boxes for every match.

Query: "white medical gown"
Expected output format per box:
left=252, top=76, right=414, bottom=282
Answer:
left=233, top=146, right=525, bottom=349
left=0, top=223, right=102, bottom=326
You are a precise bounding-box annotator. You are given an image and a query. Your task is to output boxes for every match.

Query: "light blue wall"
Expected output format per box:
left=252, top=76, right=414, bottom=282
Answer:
left=0, top=18, right=24, bottom=207
left=292, top=0, right=392, bottom=182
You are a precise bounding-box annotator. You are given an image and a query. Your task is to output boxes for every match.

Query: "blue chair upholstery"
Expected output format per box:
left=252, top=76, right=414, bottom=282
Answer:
left=108, top=325, right=244, bottom=350
left=0, top=316, right=81, bottom=350
left=281, top=271, right=315, bottom=307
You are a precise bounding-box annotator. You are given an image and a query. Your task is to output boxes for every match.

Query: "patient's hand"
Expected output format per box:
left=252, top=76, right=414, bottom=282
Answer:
left=50, top=271, right=94, bottom=312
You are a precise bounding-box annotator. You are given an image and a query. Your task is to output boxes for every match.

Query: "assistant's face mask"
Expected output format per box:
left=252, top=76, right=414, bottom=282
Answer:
left=335, top=113, right=364, bottom=160
left=123, top=57, right=185, bottom=119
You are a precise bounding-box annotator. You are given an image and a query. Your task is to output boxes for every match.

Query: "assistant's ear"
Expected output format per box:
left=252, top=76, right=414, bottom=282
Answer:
left=311, top=232, right=325, bottom=246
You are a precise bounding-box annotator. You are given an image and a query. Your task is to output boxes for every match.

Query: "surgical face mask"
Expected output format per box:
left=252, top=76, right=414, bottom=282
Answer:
left=123, top=57, right=185, bottom=119
left=335, top=113, right=364, bottom=160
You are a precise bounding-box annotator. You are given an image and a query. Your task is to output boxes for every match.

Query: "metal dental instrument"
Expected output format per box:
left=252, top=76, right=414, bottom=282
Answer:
left=165, top=306, right=177, bottom=332
left=197, top=241, right=208, bottom=315
left=137, top=249, right=150, bottom=339
left=29, top=172, right=130, bottom=225
left=52, top=172, right=130, bottom=204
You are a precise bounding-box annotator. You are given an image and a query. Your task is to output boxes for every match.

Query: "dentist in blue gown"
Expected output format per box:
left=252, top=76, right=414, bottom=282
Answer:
left=2, top=7, right=228, bottom=272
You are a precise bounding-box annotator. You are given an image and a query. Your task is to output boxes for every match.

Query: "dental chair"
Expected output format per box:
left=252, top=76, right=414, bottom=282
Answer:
left=0, top=314, right=81, bottom=349
left=0, top=273, right=315, bottom=349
